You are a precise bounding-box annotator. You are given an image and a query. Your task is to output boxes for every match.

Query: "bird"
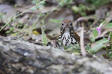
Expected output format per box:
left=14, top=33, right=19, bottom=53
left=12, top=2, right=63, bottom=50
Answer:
left=47, top=19, right=80, bottom=47
left=59, top=19, right=80, bottom=46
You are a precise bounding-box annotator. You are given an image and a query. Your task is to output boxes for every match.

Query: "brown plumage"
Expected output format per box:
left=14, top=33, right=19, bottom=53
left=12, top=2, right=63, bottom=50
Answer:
left=47, top=19, right=80, bottom=46
left=60, top=19, right=80, bottom=46
left=73, top=31, right=80, bottom=43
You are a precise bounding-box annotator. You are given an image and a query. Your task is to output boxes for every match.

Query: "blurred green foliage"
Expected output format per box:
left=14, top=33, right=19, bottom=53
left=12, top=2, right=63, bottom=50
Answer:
left=105, top=23, right=112, bottom=28
left=90, top=28, right=98, bottom=42
left=72, top=4, right=94, bottom=16
left=57, top=0, right=73, bottom=6
left=32, top=0, right=45, bottom=10
left=89, top=38, right=109, bottom=54
left=49, top=19, right=63, bottom=24
left=41, top=26, right=48, bottom=45
left=86, top=0, right=111, bottom=7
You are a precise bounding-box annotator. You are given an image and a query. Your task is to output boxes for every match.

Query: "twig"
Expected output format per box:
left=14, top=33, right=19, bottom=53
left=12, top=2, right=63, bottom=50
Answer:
left=73, top=15, right=96, bottom=26
left=80, top=27, right=86, bottom=56
left=101, top=29, right=112, bottom=37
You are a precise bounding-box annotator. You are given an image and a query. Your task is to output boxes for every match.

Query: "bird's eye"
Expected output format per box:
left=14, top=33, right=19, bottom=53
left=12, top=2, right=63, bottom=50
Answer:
left=70, top=23, right=72, bottom=26
left=62, top=23, right=64, bottom=26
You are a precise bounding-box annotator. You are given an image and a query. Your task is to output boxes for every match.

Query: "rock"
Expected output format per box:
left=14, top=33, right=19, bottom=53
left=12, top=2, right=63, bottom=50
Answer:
left=0, top=0, right=4, bottom=3
left=0, top=36, right=112, bottom=74
left=95, top=7, right=108, bottom=20
left=42, top=7, right=74, bottom=30
left=15, top=0, right=31, bottom=6
left=0, top=4, right=16, bottom=23
left=0, top=0, right=31, bottom=5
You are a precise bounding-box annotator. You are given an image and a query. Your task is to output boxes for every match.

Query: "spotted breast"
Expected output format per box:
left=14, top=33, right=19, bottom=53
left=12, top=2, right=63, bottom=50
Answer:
left=59, top=19, right=80, bottom=46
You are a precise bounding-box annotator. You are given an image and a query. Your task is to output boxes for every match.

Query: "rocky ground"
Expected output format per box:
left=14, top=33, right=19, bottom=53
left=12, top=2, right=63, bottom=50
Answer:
left=0, top=36, right=112, bottom=74
left=0, top=0, right=112, bottom=74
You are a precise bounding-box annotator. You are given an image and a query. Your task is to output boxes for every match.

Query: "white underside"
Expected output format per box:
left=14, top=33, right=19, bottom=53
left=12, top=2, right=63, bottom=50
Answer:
left=61, top=31, right=76, bottom=46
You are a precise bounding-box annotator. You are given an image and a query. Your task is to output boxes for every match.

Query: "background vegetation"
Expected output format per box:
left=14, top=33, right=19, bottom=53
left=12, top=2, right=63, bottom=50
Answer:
left=0, top=0, right=112, bottom=59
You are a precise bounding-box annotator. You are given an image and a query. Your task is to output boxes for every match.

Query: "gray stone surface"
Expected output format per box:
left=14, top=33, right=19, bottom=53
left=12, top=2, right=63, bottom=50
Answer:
left=0, top=4, right=16, bottom=23
left=0, top=36, right=112, bottom=74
